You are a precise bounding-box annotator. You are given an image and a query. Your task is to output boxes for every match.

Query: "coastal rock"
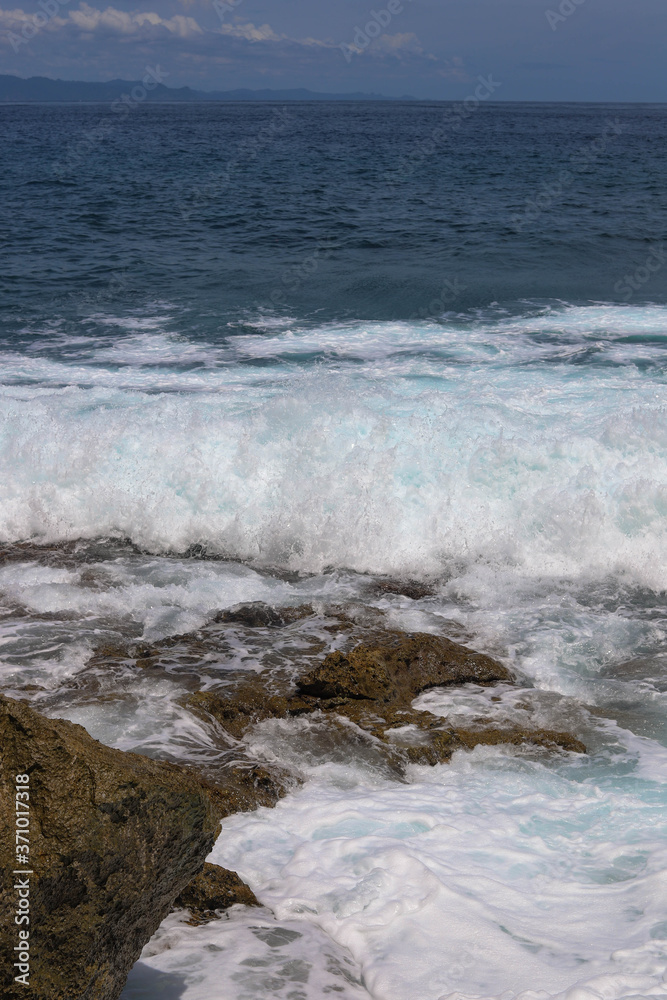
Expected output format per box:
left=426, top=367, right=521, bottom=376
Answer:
left=173, top=862, right=260, bottom=924
left=212, top=602, right=315, bottom=629
left=297, top=632, right=513, bottom=702
left=0, top=695, right=223, bottom=1000
left=369, top=578, right=436, bottom=600
left=188, top=627, right=585, bottom=768
left=199, top=760, right=294, bottom=814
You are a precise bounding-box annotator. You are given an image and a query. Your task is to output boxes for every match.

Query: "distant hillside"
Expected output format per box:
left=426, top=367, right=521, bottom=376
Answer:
left=0, top=75, right=408, bottom=103
left=202, top=87, right=397, bottom=101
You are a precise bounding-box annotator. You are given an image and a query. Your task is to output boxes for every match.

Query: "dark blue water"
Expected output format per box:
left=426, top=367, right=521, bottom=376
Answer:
left=1, top=102, right=666, bottom=341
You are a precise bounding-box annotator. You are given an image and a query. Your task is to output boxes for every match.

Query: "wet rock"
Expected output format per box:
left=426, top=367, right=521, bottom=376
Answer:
left=212, top=602, right=314, bottom=629
left=198, top=759, right=294, bottom=814
left=370, top=578, right=436, bottom=600
left=187, top=630, right=585, bottom=770
left=0, top=537, right=142, bottom=570
left=451, top=726, right=587, bottom=755
left=0, top=695, right=224, bottom=1000
left=189, top=686, right=292, bottom=740
left=173, top=862, right=260, bottom=924
left=82, top=602, right=328, bottom=690
left=297, top=632, right=512, bottom=702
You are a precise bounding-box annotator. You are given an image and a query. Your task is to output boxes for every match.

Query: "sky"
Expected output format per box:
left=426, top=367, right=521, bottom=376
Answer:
left=0, top=0, right=665, bottom=101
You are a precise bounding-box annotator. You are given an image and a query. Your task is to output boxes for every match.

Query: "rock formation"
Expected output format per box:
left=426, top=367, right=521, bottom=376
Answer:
left=0, top=603, right=586, bottom=998
left=186, top=621, right=586, bottom=766
left=0, top=696, right=224, bottom=1000
left=172, top=862, right=260, bottom=924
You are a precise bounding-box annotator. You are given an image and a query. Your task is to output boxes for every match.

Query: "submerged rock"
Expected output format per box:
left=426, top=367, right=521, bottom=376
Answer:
left=173, top=862, right=260, bottom=924
left=188, top=625, right=586, bottom=767
left=212, top=602, right=315, bottom=629
left=369, top=578, right=436, bottom=600
left=201, top=760, right=294, bottom=815
left=0, top=598, right=585, bottom=999
left=0, top=695, right=223, bottom=1000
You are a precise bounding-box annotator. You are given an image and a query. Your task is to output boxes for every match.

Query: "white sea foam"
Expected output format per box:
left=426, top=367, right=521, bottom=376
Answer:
left=0, top=557, right=291, bottom=639
left=0, top=305, right=665, bottom=590
left=123, top=907, right=372, bottom=999
left=122, top=732, right=667, bottom=1000
left=231, top=304, right=667, bottom=364
left=2, top=304, right=666, bottom=1000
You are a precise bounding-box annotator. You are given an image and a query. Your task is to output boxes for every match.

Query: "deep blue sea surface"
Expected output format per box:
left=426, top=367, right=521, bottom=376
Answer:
left=1, top=103, right=667, bottom=1000
left=2, top=102, right=667, bottom=328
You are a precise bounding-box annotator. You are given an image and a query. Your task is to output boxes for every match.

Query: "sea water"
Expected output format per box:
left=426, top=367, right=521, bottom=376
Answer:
left=0, top=102, right=666, bottom=1000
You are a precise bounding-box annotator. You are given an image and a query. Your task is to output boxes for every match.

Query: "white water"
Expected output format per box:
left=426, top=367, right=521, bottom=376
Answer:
left=1, top=305, right=666, bottom=586
left=120, top=719, right=667, bottom=1000
left=1, top=303, right=666, bottom=1000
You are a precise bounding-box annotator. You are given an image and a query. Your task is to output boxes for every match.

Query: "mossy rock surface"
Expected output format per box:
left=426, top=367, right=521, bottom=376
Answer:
left=173, top=862, right=260, bottom=924
left=0, top=696, right=223, bottom=1000
left=187, top=623, right=585, bottom=768
left=298, top=632, right=512, bottom=702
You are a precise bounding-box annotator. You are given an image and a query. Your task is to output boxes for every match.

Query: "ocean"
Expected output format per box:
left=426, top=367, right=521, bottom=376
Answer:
left=1, top=101, right=667, bottom=1000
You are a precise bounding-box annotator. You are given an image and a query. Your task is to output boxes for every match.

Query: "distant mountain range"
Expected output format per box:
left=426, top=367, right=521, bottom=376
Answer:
left=0, top=75, right=413, bottom=103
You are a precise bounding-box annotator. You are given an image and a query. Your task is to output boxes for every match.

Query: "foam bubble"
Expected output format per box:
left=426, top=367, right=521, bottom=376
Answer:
left=198, top=737, right=667, bottom=1000
left=0, top=307, right=666, bottom=591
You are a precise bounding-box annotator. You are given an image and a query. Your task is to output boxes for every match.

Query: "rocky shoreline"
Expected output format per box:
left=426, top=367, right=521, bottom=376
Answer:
left=0, top=598, right=586, bottom=999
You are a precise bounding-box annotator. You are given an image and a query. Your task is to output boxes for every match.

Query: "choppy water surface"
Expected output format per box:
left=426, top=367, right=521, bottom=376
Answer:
left=1, top=102, right=666, bottom=1000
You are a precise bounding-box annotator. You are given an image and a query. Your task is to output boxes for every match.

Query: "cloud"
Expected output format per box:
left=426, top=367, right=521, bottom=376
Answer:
left=70, top=3, right=202, bottom=36
left=219, top=20, right=283, bottom=43
left=218, top=21, right=435, bottom=62
left=0, top=1, right=203, bottom=40
left=0, top=2, right=446, bottom=95
left=0, top=5, right=63, bottom=29
left=217, top=19, right=334, bottom=51
left=436, top=56, right=468, bottom=81
left=374, top=32, right=433, bottom=58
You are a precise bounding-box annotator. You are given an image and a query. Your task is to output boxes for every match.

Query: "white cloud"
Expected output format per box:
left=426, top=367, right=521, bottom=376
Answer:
left=0, top=5, right=66, bottom=30
left=436, top=56, right=468, bottom=80
left=375, top=32, right=426, bottom=55
left=0, top=1, right=203, bottom=39
left=340, top=30, right=436, bottom=62
left=218, top=20, right=332, bottom=49
left=219, top=20, right=283, bottom=43
left=70, top=3, right=202, bottom=37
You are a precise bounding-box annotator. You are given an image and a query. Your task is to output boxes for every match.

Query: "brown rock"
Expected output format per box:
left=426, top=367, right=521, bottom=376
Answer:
left=297, top=632, right=512, bottom=702
left=371, top=578, right=436, bottom=600
left=198, top=759, right=294, bottom=815
left=0, top=696, right=223, bottom=1000
left=452, top=726, right=587, bottom=755
left=173, top=862, right=260, bottom=924
left=211, top=602, right=315, bottom=629
left=186, top=629, right=586, bottom=770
